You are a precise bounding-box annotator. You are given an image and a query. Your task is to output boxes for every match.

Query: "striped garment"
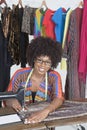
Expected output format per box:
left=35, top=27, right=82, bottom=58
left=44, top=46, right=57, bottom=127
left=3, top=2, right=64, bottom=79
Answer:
left=7, top=67, right=63, bottom=104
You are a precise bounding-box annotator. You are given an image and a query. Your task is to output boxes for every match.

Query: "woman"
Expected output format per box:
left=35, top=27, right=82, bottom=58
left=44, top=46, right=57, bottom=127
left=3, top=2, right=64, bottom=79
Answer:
left=5, top=36, right=64, bottom=124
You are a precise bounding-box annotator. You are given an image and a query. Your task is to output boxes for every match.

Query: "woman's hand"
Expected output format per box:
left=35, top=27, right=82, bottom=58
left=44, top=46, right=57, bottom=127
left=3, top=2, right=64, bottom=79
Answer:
left=24, top=109, right=49, bottom=124
left=6, top=99, right=22, bottom=112
left=24, top=98, right=64, bottom=124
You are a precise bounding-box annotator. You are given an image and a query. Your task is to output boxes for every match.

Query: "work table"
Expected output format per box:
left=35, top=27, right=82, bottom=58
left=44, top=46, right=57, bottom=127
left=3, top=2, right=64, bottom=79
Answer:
left=0, top=100, right=87, bottom=130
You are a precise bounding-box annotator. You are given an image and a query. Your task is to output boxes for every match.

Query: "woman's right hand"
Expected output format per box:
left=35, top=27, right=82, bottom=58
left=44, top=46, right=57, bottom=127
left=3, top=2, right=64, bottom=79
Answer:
left=6, top=99, right=22, bottom=112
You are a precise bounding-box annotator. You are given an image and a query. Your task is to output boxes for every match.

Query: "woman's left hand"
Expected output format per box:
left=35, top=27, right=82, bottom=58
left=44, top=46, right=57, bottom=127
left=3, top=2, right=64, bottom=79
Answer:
left=24, top=109, right=49, bottom=124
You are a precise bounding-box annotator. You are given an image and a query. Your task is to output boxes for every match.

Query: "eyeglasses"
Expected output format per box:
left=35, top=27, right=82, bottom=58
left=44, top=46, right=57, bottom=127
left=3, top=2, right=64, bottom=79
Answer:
left=36, top=58, right=52, bottom=67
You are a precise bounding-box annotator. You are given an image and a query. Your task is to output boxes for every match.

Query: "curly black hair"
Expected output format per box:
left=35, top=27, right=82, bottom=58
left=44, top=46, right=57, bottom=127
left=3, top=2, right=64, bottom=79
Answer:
left=26, top=36, right=62, bottom=69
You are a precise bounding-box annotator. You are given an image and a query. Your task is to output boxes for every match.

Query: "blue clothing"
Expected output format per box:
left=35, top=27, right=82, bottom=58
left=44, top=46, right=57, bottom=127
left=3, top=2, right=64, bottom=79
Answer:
left=52, top=7, right=66, bottom=43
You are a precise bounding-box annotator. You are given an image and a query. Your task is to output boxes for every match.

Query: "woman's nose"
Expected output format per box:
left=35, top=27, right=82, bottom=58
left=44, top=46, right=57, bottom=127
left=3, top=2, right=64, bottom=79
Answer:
left=40, top=61, right=46, bottom=66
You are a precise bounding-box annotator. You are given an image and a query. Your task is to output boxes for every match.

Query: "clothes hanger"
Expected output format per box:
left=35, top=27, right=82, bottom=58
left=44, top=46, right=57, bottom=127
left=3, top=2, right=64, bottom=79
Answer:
left=0, top=0, right=7, bottom=6
left=18, top=0, right=23, bottom=8
left=39, top=0, right=48, bottom=11
left=78, top=1, right=83, bottom=8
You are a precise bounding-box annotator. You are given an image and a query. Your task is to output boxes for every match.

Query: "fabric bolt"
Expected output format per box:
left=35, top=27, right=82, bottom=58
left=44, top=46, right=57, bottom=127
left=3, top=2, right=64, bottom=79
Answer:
left=64, top=7, right=85, bottom=99
left=7, top=67, right=63, bottom=105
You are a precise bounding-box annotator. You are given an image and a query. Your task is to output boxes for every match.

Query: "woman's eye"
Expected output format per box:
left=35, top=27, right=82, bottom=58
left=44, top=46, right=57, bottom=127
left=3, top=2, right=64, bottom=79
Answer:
left=46, top=61, right=51, bottom=65
left=37, top=59, right=42, bottom=63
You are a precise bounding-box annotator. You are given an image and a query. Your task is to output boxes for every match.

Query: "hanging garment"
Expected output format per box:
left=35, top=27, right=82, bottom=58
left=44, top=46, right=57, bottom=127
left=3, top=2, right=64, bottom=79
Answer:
left=62, top=8, right=72, bottom=49
left=34, top=8, right=46, bottom=38
left=18, top=7, right=29, bottom=67
left=8, top=5, right=20, bottom=65
left=8, top=5, right=29, bottom=66
left=78, top=0, right=87, bottom=83
left=64, top=7, right=85, bottom=99
left=42, top=9, right=55, bottom=40
left=60, top=9, right=72, bottom=72
left=0, top=21, right=10, bottom=92
left=1, top=7, right=11, bottom=38
left=52, top=7, right=66, bottom=43
left=21, top=6, right=37, bottom=35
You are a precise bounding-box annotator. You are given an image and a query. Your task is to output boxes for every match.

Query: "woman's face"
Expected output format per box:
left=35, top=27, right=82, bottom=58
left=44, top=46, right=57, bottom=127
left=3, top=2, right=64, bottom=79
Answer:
left=34, top=56, right=52, bottom=75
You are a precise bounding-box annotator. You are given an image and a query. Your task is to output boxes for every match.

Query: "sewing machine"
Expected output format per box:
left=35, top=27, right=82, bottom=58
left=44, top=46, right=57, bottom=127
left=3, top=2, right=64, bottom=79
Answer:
left=0, top=87, right=24, bottom=106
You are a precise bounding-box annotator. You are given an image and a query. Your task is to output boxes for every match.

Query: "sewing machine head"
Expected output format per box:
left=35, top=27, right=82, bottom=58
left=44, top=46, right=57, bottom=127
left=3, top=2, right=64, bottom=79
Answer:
left=0, top=87, right=24, bottom=106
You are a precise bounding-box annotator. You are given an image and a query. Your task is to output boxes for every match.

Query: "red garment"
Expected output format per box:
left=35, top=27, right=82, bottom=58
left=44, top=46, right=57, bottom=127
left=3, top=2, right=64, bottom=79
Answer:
left=42, top=9, right=56, bottom=40
left=78, top=0, right=87, bottom=82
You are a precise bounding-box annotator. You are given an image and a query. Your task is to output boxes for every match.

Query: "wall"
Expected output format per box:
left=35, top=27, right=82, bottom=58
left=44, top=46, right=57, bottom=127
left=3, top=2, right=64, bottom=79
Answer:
left=2, top=0, right=82, bottom=10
